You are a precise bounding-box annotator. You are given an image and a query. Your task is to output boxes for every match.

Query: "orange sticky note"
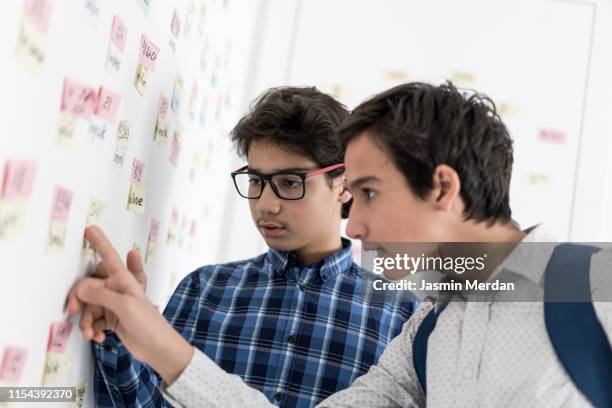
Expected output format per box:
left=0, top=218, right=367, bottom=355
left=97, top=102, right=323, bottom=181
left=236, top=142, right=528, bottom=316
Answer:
left=138, top=34, right=159, bottom=71
left=47, top=321, right=73, bottom=353
left=110, top=15, right=127, bottom=53
left=61, top=78, right=98, bottom=119
left=96, top=87, right=122, bottom=122
left=1, top=160, right=37, bottom=200
left=0, top=346, right=28, bottom=382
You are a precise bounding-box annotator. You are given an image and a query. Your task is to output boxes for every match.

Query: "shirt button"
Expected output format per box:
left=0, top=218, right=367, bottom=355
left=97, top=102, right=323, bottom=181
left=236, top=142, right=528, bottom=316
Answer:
left=274, top=391, right=283, bottom=401
left=287, top=334, right=297, bottom=344
left=463, top=367, right=473, bottom=379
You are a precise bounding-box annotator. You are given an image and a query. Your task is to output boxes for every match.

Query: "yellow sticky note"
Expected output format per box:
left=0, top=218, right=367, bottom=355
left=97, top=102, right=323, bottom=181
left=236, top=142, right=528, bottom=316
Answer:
left=134, top=63, right=149, bottom=95
left=127, top=183, right=146, bottom=213
left=82, top=198, right=106, bottom=254
left=15, top=18, right=46, bottom=71
left=41, top=352, right=71, bottom=385
left=0, top=200, right=25, bottom=239
left=47, top=220, right=67, bottom=251
left=116, top=120, right=130, bottom=149
left=153, top=118, right=168, bottom=145
left=70, top=383, right=87, bottom=408
left=56, top=112, right=76, bottom=146
left=145, top=238, right=155, bottom=263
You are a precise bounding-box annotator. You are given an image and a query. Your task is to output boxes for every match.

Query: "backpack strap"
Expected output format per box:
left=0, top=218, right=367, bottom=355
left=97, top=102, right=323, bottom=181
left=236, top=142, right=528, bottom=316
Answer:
left=412, top=303, right=447, bottom=393
left=544, top=243, right=612, bottom=408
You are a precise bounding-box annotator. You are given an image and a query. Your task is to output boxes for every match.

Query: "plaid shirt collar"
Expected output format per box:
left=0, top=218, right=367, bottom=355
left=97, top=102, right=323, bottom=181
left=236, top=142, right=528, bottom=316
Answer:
left=265, top=237, right=354, bottom=282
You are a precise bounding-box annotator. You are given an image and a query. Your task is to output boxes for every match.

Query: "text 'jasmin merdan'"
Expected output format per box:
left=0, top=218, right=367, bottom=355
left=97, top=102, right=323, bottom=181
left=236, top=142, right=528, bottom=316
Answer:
left=372, top=253, right=488, bottom=275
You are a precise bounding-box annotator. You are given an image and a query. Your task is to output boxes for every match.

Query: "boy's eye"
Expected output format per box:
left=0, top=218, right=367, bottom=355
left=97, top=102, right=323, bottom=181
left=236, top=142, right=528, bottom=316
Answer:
left=362, top=188, right=376, bottom=201
left=248, top=177, right=261, bottom=186
left=275, top=176, right=303, bottom=189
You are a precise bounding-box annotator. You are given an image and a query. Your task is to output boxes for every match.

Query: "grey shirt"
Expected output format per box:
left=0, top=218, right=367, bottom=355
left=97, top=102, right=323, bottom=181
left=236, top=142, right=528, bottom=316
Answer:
left=162, top=225, right=612, bottom=407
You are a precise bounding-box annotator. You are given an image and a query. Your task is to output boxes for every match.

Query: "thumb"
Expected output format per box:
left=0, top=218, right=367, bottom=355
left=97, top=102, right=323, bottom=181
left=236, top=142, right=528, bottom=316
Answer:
left=127, top=249, right=147, bottom=288
left=76, top=278, right=128, bottom=316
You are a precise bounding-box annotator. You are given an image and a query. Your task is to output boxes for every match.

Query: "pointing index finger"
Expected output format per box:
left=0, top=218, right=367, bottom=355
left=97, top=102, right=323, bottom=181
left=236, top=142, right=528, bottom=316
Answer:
left=84, top=226, right=124, bottom=275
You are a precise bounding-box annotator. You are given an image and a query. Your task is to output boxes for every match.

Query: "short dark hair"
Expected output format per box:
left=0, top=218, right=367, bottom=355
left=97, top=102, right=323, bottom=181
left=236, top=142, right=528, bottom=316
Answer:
left=338, top=81, right=513, bottom=225
left=231, top=86, right=351, bottom=218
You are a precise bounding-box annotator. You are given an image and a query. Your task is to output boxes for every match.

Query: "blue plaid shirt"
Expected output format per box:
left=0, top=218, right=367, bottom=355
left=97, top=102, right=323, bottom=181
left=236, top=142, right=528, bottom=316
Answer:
left=93, top=239, right=417, bottom=407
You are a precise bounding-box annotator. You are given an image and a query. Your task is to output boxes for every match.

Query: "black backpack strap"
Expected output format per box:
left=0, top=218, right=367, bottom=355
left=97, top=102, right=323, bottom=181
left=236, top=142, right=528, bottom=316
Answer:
left=544, top=243, right=612, bottom=408
left=412, top=303, right=447, bottom=393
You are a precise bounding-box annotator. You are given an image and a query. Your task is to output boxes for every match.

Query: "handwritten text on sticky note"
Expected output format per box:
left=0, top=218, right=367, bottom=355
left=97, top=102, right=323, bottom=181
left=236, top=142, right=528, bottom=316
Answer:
left=0, top=346, right=28, bottom=382
left=139, top=34, right=160, bottom=71
left=1, top=160, right=37, bottom=200
left=47, top=321, right=73, bottom=353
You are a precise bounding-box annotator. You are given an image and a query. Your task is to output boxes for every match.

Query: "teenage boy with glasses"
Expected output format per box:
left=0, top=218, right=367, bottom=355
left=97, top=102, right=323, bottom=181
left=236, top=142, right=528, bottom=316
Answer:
left=68, top=86, right=417, bottom=408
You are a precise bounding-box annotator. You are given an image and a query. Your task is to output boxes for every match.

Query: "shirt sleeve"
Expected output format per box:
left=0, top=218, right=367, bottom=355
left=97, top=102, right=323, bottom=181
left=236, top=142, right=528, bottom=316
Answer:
left=161, top=347, right=275, bottom=408
left=92, top=270, right=204, bottom=407
left=316, top=301, right=433, bottom=408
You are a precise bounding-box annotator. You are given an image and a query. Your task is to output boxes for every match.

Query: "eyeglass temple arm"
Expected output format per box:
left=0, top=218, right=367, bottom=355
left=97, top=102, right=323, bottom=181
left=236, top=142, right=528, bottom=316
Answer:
left=306, top=163, right=345, bottom=178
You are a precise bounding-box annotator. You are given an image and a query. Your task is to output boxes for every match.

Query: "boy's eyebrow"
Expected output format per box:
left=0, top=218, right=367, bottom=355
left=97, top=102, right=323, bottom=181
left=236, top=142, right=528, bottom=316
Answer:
left=348, top=176, right=382, bottom=190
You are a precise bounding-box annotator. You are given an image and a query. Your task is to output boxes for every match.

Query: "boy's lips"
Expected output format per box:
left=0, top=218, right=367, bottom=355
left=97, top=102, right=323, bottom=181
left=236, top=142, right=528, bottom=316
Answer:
left=258, top=221, right=286, bottom=238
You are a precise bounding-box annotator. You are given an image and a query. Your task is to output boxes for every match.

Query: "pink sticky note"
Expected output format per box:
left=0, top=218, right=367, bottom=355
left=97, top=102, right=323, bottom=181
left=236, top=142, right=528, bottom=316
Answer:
left=47, top=321, right=73, bottom=353
left=138, top=34, right=160, bottom=71
left=171, top=207, right=178, bottom=225
left=538, top=129, right=566, bottom=144
left=24, top=0, right=53, bottom=33
left=131, top=159, right=145, bottom=185
left=158, top=94, right=169, bottom=120
left=110, top=15, right=127, bottom=53
left=1, top=160, right=37, bottom=200
left=61, top=78, right=98, bottom=118
left=96, top=87, right=122, bottom=122
left=171, top=10, right=181, bottom=37
left=0, top=346, right=28, bottom=382
left=190, top=220, right=197, bottom=237
left=170, top=133, right=182, bottom=166
left=149, top=218, right=160, bottom=241
left=51, top=186, right=73, bottom=222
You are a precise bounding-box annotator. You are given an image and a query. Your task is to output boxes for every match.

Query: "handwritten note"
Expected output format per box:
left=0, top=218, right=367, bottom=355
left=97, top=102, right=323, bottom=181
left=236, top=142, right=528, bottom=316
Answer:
left=50, top=186, right=73, bottom=223
left=538, top=128, right=566, bottom=144
left=24, top=0, right=53, bottom=33
left=158, top=94, right=169, bottom=120
left=0, top=201, right=25, bottom=239
left=171, top=10, right=181, bottom=37
left=0, top=346, right=28, bottom=382
left=71, top=383, right=87, bottom=408
left=138, top=34, right=160, bottom=71
left=136, top=0, right=152, bottom=16
left=96, top=87, right=122, bottom=122
left=1, top=160, right=37, bottom=200
left=83, top=198, right=106, bottom=254
left=42, top=352, right=71, bottom=385
left=61, top=78, right=98, bottom=119
left=145, top=217, right=160, bottom=263
left=127, top=184, right=146, bottom=213
left=170, top=130, right=182, bottom=166
left=47, top=321, right=73, bottom=353
left=166, top=207, right=179, bottom=246
left=56, top=112, right=76, bottom=146
left=110, top=15, right=127, bottom=52
left=131, top=159, right=145, bottom=186
left=134, top=63, right=150, bottom=95
left=88, top=118, right=107, bottom=149
left=116, top=120, right=130, bottom=149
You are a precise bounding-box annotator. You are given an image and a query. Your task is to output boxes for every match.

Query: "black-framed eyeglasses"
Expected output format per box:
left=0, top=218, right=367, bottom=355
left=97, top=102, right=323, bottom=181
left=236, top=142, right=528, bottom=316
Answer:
left=230, top=163, right=345, bottom=200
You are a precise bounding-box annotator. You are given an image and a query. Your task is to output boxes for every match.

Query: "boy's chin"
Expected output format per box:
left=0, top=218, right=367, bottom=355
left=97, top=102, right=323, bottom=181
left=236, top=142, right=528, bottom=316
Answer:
left=264, top=237, right=299, bottom=252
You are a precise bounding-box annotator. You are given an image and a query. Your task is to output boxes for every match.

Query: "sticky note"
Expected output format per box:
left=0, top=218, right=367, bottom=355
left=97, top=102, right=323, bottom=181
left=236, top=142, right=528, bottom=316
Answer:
left=0, top=201, right=25, bottom=239
left=96, top=87, right=122, bottom=122
left=15, top=16, right=46, bottom=70
left=115, top=120, right=130, bottom=149
left=105, top=40, right=123, bottom=75
left=169, top=130, right=182, bottom=166
left=88, top=119, right=107, bottom=149
left=154, top=119, right=167, bottom=144
left=61, top=78, right=98, bottom=119
left=47, top=219, right=67, bottom=251
left=86, top=198, right=106, bottom=225
left=50, top=186, right=73, bottom=222
left=55, top=112, right=76, bottom=146
left=112, top=146, right=126, bottom=169
left=24, top=0, right=53, bottom=33
left=1, top=160, right=37, bottom=200
left=47, top=321, right=73, bottom=353
left=149, top=217, right=160, bottom=241
left=42, top=352, right=71, bottom=385
left=71, top=383, right=87, bottom=408
left=131, top=159, right=145, bottom=186
left=136, top=0, right=152, bottom=15
left=110, top=15, right=127, bottom=52
left=134, top=63, right=149, bottom=95
left=158, top=94, right=169, bottom=120
left=171, top=74, right=183, bottom=113
left=166, top=207, right=178, bottom=245
left=188, top=81, right=198, bottom=119
left=127, top=184, right=146, bottom=213
left=0, top=346, right=28, bottom=382
left=538, top=129, right=566, bottom=144
left=171, top=10, right=181, bottom=37
left=145, top=238, right=155, bottom=263
left=138, top=34, right=159, bottom=71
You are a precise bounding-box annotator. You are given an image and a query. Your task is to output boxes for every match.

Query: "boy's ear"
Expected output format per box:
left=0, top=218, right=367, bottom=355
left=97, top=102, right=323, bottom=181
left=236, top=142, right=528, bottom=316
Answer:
left=429, top=164, right=461, bottom=212
left=333, top=175, right=352, bottom=204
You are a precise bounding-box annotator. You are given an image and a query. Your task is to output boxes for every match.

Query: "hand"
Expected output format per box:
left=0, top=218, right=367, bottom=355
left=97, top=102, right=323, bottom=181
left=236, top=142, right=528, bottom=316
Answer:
left=67, top=226, right=193, bottom=384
